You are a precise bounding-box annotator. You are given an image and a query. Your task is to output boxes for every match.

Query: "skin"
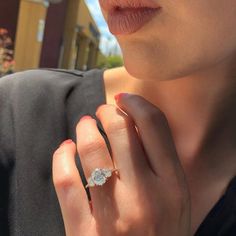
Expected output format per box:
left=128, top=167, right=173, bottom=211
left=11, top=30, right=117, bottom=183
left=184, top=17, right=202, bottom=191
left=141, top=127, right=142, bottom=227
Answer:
left=53, top=0, right=236, bottom=235
left=53, top=98, right=191, bottom=235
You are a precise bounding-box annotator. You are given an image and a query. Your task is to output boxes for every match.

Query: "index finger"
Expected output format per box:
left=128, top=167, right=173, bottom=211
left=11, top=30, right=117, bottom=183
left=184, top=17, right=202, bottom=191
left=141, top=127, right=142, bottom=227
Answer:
left=52, top=140, right=92, bottom=235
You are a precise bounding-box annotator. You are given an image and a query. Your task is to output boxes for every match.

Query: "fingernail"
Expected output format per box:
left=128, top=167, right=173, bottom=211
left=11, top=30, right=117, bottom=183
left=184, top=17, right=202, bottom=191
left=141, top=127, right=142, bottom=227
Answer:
left=60, top=139, right=73, bottom=147
left=114, top=93, right=130, bottom=102
left=80, top=115, right=92, bottom=121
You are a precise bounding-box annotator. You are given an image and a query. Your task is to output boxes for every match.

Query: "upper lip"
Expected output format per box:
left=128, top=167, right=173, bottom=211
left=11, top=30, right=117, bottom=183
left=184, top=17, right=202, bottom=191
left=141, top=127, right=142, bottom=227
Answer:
left=99, top=0, right=161, bottom=12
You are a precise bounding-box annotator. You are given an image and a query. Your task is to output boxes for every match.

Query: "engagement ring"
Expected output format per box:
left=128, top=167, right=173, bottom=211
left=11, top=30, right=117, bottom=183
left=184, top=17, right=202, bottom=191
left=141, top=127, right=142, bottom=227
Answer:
left=86, top=168, right=118, bottom=188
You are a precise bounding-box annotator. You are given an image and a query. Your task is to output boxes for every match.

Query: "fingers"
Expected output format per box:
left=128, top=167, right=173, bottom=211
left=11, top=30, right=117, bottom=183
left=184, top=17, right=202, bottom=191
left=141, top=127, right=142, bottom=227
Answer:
left=95, top=105, right=150, bottom=185
left=76, top=116, right=118, bottom=218
left=115, top=93, right=183, bottom=180
left=52, top=140, right=92, bottom=235
left=76, top=116, right=114, bottom=178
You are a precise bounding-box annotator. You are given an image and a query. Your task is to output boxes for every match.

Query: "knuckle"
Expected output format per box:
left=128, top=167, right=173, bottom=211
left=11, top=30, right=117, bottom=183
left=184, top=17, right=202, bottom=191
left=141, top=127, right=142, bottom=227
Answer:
left=116, top=218, right=133, bottom=234
left=53, top=147, right=66, bottom=158
left=53, top=149, right=62, bottom=158
left=138, top=106, right=166, bottom=124
left=130, top=207, right=145, bottom=222
left=96, top=104, right=112, bottom=116
left=96, top=104, right=134, bottom=134
left=106, top=116, right=133, bottom=134
left=130, top=95, right=166, bottom=121
left=116, top=208, right=144, bottom=234
left=53, top=172, right=76, bottom=190
left=79, top=138, right=106, bottom=156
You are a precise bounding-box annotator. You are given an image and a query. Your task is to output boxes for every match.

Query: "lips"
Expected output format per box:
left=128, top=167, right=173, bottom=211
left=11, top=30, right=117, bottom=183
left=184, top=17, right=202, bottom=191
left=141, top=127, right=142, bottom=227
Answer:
left=99, top=0, right=161, bottom=12
left=99, top=0, right=162, bottom=35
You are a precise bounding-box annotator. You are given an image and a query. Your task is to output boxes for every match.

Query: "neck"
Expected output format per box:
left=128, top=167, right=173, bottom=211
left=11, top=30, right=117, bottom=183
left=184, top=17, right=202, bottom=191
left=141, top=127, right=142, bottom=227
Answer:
left=104, top=59, right=236, bottom=234
left=105, top=58, right=236, bottom=235
left=121, top=56, right=236, bottom=180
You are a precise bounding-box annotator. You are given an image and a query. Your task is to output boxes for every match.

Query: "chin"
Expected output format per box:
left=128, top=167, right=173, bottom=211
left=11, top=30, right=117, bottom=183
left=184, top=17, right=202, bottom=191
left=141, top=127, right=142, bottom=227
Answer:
left=123, top=58, right=164, bottom=81
left=119, top=40, right=217, bottom=82
left=121, top=49, right=179, bottom=81
left=118, top=37, right=185, bottom=81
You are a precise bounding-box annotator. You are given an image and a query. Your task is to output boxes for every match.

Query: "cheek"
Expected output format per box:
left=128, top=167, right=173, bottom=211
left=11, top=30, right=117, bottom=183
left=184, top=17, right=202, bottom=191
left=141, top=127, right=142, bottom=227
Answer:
left=116, top=1, right=236, bottom=80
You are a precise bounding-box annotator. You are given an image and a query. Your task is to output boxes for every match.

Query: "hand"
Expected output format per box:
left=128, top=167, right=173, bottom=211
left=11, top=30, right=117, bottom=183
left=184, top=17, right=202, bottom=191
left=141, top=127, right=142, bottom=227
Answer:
left=52, top=93, right=191, bottom=236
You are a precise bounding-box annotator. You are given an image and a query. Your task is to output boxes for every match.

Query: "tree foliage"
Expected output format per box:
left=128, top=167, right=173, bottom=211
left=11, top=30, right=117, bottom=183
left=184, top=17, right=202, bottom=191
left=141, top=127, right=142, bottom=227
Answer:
left=0, top=28, right=15, bottom=77
left=106, top=55, right=123, bottom=68
left=97, top=55, right=123, bottom=69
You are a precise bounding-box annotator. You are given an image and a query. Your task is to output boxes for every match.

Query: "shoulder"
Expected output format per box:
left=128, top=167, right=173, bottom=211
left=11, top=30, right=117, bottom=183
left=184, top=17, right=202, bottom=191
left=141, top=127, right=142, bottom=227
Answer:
left=0, top=68, right=104, bottom=98
left=0, top=68, right=101, bottom=87
left=0, top=68, right=106, bottom=127
left=103, top=66, right=136, bottom=104
left=103, top=66, right=134, bottom=85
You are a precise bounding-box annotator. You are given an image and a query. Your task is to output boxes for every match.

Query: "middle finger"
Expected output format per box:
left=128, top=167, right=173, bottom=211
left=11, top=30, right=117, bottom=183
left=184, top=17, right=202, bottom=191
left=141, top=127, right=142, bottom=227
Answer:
left=96, top=104, right=151, bottom=187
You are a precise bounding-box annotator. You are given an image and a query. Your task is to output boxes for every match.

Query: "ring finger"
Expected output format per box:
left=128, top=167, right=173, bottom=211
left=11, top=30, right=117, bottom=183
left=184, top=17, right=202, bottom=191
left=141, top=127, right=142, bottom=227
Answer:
left=76, top=115, right=118, bottom=218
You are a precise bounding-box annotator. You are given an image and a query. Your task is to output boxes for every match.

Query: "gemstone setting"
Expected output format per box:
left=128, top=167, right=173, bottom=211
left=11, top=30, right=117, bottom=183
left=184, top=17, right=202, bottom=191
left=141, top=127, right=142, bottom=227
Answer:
left=86, top=168, right=115, bottom=187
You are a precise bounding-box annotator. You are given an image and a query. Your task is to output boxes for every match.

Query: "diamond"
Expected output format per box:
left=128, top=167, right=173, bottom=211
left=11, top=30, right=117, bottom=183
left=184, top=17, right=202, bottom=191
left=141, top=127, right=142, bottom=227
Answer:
left=102, top=169, right=112, bottom=178
left=87, top=177, right=95, bottom=187
left=91, top=168, right=107, bottom=186
left=86, top=168, right=118, bottom=188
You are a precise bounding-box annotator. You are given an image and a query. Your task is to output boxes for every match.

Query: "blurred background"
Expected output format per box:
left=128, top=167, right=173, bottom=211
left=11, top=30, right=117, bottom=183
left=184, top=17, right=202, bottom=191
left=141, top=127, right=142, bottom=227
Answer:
left=0, top=0, right=123, bottom=77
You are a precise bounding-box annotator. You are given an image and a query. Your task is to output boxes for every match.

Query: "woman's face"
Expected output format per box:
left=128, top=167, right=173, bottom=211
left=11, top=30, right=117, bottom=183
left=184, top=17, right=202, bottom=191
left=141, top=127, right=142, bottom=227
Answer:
left=99, top=0, right=236, bottom=80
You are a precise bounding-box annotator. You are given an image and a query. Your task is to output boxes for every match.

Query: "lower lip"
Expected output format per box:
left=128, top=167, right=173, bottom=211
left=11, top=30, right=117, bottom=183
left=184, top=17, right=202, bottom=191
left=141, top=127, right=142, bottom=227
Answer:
left=107, top=7, right=161, bottom=35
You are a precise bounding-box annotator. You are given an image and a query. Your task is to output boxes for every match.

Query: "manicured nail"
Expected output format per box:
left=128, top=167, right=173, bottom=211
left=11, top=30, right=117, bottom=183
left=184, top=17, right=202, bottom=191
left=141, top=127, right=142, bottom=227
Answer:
left=114, top=93, right=130, bottom=102
left=80, top=115, right=92, bottom=121
left=60, top=139, right=73, bottom=147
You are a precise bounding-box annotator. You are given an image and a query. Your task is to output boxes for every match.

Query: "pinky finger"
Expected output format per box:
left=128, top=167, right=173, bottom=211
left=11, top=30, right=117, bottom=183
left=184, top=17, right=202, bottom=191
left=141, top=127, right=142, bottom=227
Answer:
left=52, top=140, right=92, bottom=235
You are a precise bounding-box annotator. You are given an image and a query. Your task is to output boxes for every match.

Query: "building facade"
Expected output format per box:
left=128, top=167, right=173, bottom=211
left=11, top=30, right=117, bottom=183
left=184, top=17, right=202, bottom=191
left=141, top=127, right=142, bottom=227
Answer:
left=0, top=0, right=101, bottom=71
